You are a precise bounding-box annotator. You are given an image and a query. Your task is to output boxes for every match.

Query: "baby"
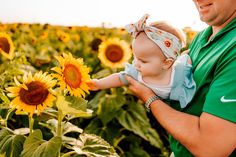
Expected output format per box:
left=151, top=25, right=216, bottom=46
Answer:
left=89, top=14, right=196, bottom=109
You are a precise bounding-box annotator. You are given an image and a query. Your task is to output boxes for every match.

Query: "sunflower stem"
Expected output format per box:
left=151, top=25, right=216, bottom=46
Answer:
left=57, top=109, right=64, bottom=157
left=57, top=109, right=63, bottom=137
left=29, top=115, right=34, bottom=134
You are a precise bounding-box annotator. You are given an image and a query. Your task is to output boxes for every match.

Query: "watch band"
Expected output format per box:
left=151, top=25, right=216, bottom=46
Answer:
left=145, top=95, right=161, bottom=112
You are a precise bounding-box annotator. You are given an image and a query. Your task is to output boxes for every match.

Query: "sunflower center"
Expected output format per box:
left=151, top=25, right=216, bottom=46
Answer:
left=0, top=37, right=10, bottom=53
left=19, top=81, right=49, bottom=106
left=63, top=64, right=82, bottom=88
left=105, top=44, right=124, bottom=63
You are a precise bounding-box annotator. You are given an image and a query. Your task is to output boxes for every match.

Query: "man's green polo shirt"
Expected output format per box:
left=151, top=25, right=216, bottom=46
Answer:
left=169, top=18, right=236, bottom=157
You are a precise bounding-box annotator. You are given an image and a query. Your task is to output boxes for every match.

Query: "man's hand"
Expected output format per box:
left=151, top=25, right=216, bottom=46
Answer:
left=125, top=75, right=156, bottom=102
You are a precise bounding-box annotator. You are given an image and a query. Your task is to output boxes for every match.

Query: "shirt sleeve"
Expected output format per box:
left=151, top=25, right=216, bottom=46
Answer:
left=203, top=48, right=236, bottom=123
left=170, top=54, right=196, bottom=108
left=119, top=60, right=139, bottom=85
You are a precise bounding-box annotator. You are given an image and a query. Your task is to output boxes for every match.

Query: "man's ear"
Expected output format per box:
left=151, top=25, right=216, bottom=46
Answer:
left=162, top=58, right=174, bottom=69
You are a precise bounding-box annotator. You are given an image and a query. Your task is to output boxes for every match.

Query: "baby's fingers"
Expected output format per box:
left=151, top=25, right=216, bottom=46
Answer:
left=86, top=79, right=98, bottom=91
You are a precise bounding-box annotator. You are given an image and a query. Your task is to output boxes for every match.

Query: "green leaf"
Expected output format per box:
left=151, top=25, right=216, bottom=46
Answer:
left=41, top=108, right=58, bottom=119
left=84, top=118, right=122, bottom=145
left=122, top=138, right=151, bottom=157
left=0, top=92, right=10, bottom=109
left=72, top=133, right=119, bottom=157
left=0, top=128, right=26, bottom=157
left=39, top=119, right=83, bottom=148
left=21, top=129, right=62, bottom=157
left=92, top=68, right=112, bottom=79
left=0, top=93, right=10, bottom=104
left=56, top=95, right=92, bottom=118
left=42, top=119, right=83, bottom=136
left=65, top=96, right=87, bottom=111
left=39, top=119, right=57, bottom=135
left=116, top=101, right=164, bottom=149
left=62, top=136, right=83, bottom=149
left=62, top=120, right=83, bottom=135
left=88, top=90, right=106, bottom=110
left=13, top=128, right=30, bottom=135
left=97, top=94, right=126, bottom=125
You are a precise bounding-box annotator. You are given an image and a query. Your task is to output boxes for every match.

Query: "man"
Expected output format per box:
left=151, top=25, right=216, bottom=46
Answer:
left=125, top=0, right=236, bottom=156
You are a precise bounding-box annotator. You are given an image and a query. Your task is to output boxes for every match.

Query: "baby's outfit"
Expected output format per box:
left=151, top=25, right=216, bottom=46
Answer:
left=119, top=54, right=196, bottom=108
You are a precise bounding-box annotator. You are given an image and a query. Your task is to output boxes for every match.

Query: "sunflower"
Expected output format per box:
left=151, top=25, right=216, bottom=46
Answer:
left=40, top=32, right=48, bottom=40
left=59, top=33, right=70, bottom=43
left=183, top=27, right=198, bottom=44
left=56, top=30, right=70, bottom=43
left=0, top=24, right=7, bottom=31
left=52, top=53, right=90, bottom=97
left=0, top=32, right=15, bottom=60
left=6, top=72, right=56, bottom=117
left=187, top=31, right=197, bottom=43
left=98, top=38, right=132, bottom=68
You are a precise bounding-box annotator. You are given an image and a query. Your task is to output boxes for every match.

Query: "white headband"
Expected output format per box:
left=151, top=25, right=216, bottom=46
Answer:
left=125, top=14, right=182, bottom=59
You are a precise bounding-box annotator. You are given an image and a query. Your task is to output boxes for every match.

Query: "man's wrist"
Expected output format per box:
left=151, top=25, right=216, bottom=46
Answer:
left=145, top=95, right=161, bottom=112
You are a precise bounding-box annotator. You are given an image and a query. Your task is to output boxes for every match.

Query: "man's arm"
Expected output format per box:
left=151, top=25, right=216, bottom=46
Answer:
left=126, top=75, right=236, bottom=156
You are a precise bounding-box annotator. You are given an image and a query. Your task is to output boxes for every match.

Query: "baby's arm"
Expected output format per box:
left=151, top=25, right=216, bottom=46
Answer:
left=88, top=73, right=125, bottom=91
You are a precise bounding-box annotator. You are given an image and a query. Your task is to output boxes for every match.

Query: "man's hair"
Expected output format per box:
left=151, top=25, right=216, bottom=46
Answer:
left=150, top=21, right=186, bottom=47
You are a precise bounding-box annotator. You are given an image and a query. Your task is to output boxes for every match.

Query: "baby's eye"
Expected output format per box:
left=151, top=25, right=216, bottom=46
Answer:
left=141, top=60, right=148, bottom=63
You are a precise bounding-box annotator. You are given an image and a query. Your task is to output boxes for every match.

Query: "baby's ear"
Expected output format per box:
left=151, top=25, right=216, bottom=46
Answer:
left=163, top=58, right=174, bottom=69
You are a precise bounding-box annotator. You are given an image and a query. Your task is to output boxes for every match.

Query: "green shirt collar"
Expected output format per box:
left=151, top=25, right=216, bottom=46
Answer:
left=199, top=18, right=236, bottom=46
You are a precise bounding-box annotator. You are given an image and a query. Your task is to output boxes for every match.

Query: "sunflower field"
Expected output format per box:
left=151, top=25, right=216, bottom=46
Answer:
left=0, top=23, right=197, bottom=157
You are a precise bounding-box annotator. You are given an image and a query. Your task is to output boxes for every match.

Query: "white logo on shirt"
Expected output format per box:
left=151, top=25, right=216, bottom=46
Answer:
left=220, top=96, right=236, bottom=103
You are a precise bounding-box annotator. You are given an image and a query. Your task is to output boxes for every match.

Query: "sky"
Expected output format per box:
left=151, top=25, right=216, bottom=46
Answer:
left=0, top=0, right=208, bottom=31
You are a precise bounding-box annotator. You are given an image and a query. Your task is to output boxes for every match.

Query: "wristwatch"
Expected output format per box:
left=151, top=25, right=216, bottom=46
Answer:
left=145, top=95, right=161, bottom=112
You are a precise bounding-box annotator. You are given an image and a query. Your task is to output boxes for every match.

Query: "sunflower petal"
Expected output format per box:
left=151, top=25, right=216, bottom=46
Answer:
left=14, top=77, right=21, bottom=86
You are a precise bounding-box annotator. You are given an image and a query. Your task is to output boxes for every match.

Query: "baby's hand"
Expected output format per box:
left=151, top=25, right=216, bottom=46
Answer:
left=87, top=79, right=100, bottom=91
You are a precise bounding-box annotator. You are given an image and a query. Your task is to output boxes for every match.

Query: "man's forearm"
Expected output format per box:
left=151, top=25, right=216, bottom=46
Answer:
left=149, top=100, right=235, bottom=156
left=150, top=100, right=200, bottom=148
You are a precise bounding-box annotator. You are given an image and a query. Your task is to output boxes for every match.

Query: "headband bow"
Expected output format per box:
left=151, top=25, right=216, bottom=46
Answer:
left=125, top=14, right=182, bottom=59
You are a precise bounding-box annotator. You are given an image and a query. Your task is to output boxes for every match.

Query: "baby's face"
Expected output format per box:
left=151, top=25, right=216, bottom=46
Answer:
left=132, top=32, right=166, bottom=77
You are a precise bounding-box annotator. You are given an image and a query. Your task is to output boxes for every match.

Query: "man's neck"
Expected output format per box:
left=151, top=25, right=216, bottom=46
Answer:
left=210, top=11, right=236, bottom=40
